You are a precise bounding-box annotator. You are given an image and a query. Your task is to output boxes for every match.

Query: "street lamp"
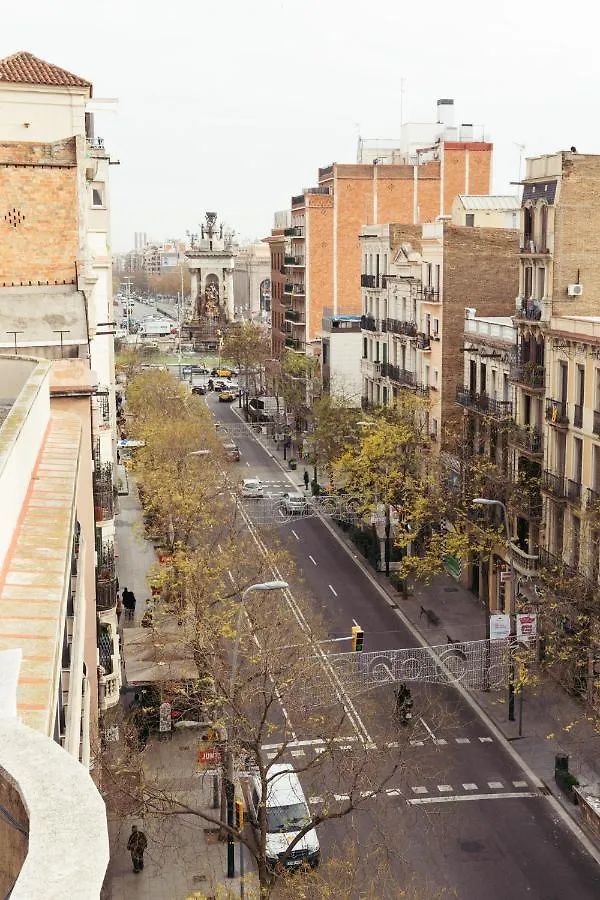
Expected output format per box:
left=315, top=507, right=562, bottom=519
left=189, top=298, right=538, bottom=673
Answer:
left=226, top=580, right=289, bottom=878
left=472, top=497, right=516, bottom=720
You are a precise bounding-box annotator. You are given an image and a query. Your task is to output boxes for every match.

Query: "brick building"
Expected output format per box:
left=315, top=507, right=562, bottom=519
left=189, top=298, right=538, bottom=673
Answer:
left=266, top=211, right=290, bottom=358
left=272, top=100, right=494, bottom=356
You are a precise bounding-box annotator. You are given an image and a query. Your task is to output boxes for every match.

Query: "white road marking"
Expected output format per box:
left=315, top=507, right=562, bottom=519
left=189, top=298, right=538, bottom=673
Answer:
left=408, top=791, right=539, bottom=806
left=410, top=740, right=424, bottom=747
left=217, top=543, right=222, bottom=554
left=328, top=584, right=338, bottom=596
left=513, top=780, right=528, bottom=788
left=488, top=781, right=504, bottom=789
left=437, top=785, right=453, bottom=793
left=266, top=752, right=277, bottom=760
left=412, top=786, right=428, bottom=794
left=419, top=717, right=437, bottom=743
left=463, top=783, right=478, bottom=791
left=479, top=736, right=493, bottom=743
left=291, top=530, right=299, bottom=541
left=360, top=790, right=376, bottom=799
left=455, top=737, right=470, bottom=744
left=290, top=749, right=306, bottom=758
left=246, top=461, right=250, bottom=467
left=261, top=737, right=356, bottom=750
left=309, top=796, right=324, bottom=804
left=434, top=738, right=448, bottom=746
left=228, top=570, right=235, bottom=585
left=334, top=794, right=350, bottom=802
left=385, top=741, right=399, bottom=749
left=309, top=555, right=317, bottom=566
left=386, top=789, right=402, bottom=797
left=352, top=618, right=359, bottom=627
left=339, top=744, right=353, bottom=751
left=314, top=747, right=325, bottom=755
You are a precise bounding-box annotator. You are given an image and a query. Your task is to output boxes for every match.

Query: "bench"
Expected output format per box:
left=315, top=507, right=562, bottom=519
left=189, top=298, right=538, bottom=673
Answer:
left=419, top=606, right=440, bottom=626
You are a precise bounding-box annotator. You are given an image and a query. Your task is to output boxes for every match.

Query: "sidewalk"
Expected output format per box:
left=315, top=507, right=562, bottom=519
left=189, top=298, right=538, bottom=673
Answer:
left=253, top=419, right=600, bottom=831
left=105, top=479, right=253, bottom=900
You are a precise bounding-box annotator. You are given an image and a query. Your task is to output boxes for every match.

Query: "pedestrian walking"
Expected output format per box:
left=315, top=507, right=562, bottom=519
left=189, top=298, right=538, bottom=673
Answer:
left=127, top=825, right=148, bottom=873
left=122, top=587, right=136, bottom=620
left=303, top=469, right=310, bottom=491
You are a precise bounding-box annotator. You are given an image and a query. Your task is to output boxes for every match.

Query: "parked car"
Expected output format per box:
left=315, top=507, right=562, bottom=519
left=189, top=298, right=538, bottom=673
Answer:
left=223, top=440, right=241, bottom=461
left=218, top=390, right=235, bottom=403
left=281, top=492, right=308, bottom=515
left=247, top=764, right=320, bottom=871
left=241, top=478, right=264, bottom=499
left=191, top=384, right=207, bottom=395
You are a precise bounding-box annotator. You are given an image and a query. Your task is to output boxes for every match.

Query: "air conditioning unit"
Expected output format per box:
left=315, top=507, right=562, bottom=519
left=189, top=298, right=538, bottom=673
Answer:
left=568, top=284, right=583, bottom=297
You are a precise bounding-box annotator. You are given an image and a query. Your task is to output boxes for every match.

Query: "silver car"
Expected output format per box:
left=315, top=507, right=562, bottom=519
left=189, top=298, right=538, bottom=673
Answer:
left=241, top=478, right=264, bottom=499
left=281, top=492, right=308, bottom=515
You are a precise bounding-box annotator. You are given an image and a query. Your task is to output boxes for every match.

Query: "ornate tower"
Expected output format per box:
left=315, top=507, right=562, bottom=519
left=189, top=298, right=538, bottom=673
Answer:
left=184, top=212, right=237, bottom=351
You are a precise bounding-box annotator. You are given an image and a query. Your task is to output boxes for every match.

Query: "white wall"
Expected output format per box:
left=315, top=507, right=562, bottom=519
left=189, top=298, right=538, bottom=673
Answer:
left=0, top=84, right=89, bottom=142
left=328, top=332, right=363, bottom=405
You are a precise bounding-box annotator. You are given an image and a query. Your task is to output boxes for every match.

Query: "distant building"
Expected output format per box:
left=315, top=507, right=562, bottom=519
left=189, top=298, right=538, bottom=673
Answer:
left=321, top=312, right=363, bottom=405
left=265, top=211, right=289, bottom=359
left=184, top=212, right=237, bottom=351
left=234, top=242, right=271, bottom=320
left=452, top=195, right=520, bottom=229
left=276, top=99, right=494, bottom=355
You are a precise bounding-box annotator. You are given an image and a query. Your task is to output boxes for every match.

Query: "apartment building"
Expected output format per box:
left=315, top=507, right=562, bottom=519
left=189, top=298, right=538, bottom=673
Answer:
left=0, top=355, right=108, bottom=894
left=273, top=99, right=493, bottom=356
left=266, top=211, right=290, bottom=358
left=452, top=194, right=520, bottom=229
left=321, top=312, right=363, bottom=404
left=361, top=220, right=519, bottom=443
left=0, top=51, right=121, bottom=714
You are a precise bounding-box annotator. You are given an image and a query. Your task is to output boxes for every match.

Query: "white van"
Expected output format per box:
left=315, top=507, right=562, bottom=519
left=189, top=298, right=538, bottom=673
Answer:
left=248, top=764, right=320, bottom=870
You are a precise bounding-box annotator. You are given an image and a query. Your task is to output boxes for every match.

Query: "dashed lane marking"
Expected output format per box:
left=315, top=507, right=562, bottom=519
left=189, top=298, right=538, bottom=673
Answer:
left=309, top=555, right=317, bottom=566
left=412, top=786, right=428, bottom=794
left=463, top=783, right=478, bottom=791
left=488, top=781, right=504, bottom=789
left=291, top=530, right=300, bottom=541
left=328, top=584, right=338, bottom=596
left=438, top=785, right=453, bottom=792
left=455, top=737, right=470, bottom=744
left=513, top=780, right=528, bottom=788
left=410, top=740, right=425, bottom=747
left=408, top=791, right=539, bottom=806
left=479, top=737, right=493, bottom=743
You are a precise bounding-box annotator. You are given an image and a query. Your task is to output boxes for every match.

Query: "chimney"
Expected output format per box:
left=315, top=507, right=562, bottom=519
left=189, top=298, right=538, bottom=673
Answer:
left=437, top=98, right=455, bottom=127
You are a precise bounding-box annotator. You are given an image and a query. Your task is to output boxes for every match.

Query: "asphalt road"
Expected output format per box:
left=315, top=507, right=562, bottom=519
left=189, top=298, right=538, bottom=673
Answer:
left=207, top=392, right=600, bottom=899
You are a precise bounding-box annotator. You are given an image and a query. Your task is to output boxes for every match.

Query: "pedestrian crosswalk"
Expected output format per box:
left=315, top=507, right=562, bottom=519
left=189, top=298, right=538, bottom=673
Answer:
left=307, top=779, right=539, bottom=807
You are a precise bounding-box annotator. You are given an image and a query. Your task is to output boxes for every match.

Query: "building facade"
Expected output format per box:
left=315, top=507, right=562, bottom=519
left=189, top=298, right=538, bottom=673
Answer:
left=184, top=212, right=237, bottom=351
left=234, top=242, right=271, bottom=321
left=321, top=313, right=363, bottom=405
left=277, top=99, right=493, bottom=354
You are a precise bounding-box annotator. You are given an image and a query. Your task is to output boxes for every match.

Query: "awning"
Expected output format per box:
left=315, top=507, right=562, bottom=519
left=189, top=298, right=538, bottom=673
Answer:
left=123, top=617, right=198, bottom=685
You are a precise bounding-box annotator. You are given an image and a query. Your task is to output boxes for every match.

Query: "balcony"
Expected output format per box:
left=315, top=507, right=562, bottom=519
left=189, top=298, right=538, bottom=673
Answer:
left=546, top=398, right=569, bottom=426
left=284, top=309, right=301, bottom=322
left=96, top=540, right=117, bottom=611
left=538, top=547, right=597, bottom=600
left=96, top=390, right=110, bottom=425
left=292, top=284, right=305, bottom=296
left=520, top=241, right=550, bottom=256
left=386, top=318, right=417, bottom=337
left=93, top=462, right=114, bottom=522
left=415, top=333, right=431, bottom=351
left=380, top=362, right=400, bottom=381
left=456, top=386, right=513, bottom=419
left=573, top=404, right=583, bottom=429
left=283, top=282, right=294, bottom=294
left=509, top=363, right=545, bottom=391
left=361, top=315, right=377, bottom=332
left=418, top=286, right=441, bottom=303
left=285, top=255, right=304, bottom=266
left=510, top=543, right=540, bottom=577
left=285, top=337, right=305, bottom=352
left=587, top=487, right=600, bottom=510
left=284, top=226, right=304, bottom=238
left=509, top=424, right=543, bottom=456
left=542, top=470, right=567, bottom=501
left=280, top=321, right=293, bottom=335
left=515, top=300, right=543, bottom=322
left=509, top=488, right=543, bottom=520
left=360, top=359, right=383, bottom=379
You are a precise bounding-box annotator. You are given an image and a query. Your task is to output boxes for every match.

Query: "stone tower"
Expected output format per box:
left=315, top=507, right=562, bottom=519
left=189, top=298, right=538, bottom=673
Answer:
left=184, top=212, right=237, bottom=351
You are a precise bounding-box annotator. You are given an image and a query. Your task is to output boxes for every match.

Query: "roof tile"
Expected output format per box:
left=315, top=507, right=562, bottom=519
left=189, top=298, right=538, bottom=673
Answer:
left=0, top=51, right=91, bottom=89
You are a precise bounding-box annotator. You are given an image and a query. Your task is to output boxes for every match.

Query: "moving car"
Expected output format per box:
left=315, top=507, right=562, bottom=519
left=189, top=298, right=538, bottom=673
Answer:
left=247, top=764, right=320, bottom=870
left=218, top=390, right=235, bottom=403
left=222, top=440, right=241, bottom=461
left=281, top=492, right=308, bottom=515
left=241, top=478, right=264, bottom=499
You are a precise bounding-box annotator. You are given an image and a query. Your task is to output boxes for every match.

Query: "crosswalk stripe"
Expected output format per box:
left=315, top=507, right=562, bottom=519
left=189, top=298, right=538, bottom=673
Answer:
left=438, top=784, right=453, bottom=792
left=455, top=737, right=471, bottom=744
left=463, top=783, right=478, bottom=790
left=488, top=781, right=504, bottom=789
left=412, top=786, right=428, bottom=794
left=408, top=791, right=539, bottom=806
left=479, top=737, right=493, bottom=743
left=513, top=780, right=528, bottom=788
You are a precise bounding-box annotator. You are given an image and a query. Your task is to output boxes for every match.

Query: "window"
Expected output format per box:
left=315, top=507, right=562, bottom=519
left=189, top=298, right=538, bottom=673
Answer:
left=91, top=185, right=104, bottom=207
left=433, top=318, right=439, bottom=335
left=573, top=436, right=583, bottom=484
left=465, top=213, right=475, bottom=227
left=434, top=368, right=439, bottom=387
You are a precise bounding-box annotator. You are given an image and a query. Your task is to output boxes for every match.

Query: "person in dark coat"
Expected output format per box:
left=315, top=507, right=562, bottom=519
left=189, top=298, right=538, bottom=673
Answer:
left=122, top=587, right=136, bottom=620
left=127, top=825, right=148, bottom=872
left=303, top=469, right=310, bottom=491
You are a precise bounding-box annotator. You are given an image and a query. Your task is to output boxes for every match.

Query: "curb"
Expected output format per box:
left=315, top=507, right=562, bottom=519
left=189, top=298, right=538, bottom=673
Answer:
left=229, top=406, right=600, bottom=865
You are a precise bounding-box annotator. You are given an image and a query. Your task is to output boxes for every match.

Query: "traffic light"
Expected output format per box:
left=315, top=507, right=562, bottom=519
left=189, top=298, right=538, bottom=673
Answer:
left=352, top=625, right=364, bottom=652
left=235, top=799, right=244, bottom=830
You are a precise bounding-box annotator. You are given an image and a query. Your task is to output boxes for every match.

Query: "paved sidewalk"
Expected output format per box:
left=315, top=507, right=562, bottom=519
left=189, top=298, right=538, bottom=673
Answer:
left=105, top=478, right=254, bottom=899
left=251, top=418, right=600, bottom=830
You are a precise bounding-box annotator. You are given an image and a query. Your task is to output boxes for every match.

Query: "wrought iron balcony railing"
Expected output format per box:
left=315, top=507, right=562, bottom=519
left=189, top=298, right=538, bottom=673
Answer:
left=545, top=398, right=569, bottom=426
left=93, top=462, right=114, bottom=521
left=386, top=319, right=417, bottom=337
left=509, top=363, right=545, bottom=390
left=509, top=424, right=543, bottom=455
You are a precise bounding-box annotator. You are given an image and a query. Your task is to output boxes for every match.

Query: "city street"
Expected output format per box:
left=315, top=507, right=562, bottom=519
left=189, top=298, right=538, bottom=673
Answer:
left=205, top=390, right=600, bottom=899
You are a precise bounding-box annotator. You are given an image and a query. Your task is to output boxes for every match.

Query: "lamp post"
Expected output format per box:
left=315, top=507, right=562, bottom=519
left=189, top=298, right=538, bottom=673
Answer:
left=472, top=497, right=516, bottom=720
left=226, top=580, right=289, bottom=878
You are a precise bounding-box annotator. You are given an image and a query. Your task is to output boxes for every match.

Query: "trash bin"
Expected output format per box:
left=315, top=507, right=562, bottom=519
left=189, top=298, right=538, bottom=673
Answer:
left=555, top=752, right=569, bottom=772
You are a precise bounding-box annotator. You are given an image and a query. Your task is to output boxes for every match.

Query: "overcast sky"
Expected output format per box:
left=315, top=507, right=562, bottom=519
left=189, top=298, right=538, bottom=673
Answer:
left=3, top=0, right=596, bottom=250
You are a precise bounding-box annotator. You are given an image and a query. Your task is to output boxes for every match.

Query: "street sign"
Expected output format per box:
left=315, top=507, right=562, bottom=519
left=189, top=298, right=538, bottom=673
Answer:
left=516, top=613, right=537, bottom=640
left=197, top=743, right=222, bottom=769
left=490, top=614, right=511, bottom=640
left=159, top=701, right=172, bottom=733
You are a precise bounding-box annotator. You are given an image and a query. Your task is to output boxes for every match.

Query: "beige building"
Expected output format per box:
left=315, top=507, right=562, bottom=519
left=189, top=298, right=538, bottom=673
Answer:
left=234, top=242, right=271, bottom=321
left=361, top=221, right=519, bottom=444
left=452, top=194, right=520, bottom=229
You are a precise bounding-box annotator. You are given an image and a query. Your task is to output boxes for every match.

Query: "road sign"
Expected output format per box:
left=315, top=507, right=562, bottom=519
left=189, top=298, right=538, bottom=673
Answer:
left=490, top=614, right=511, bottom=640
left=516, top=613, right=537, bottom=640
left=197, top=743, right=222, bottom=769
